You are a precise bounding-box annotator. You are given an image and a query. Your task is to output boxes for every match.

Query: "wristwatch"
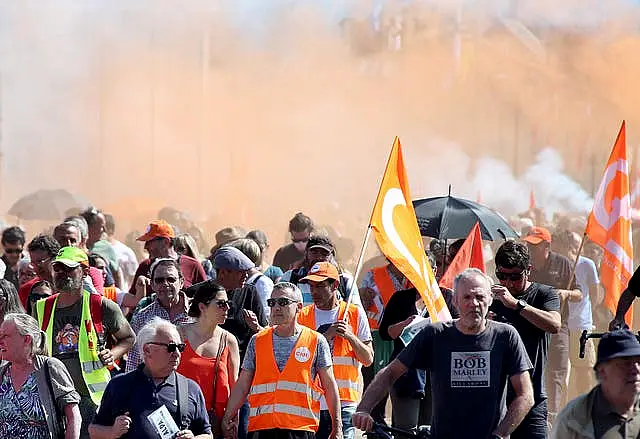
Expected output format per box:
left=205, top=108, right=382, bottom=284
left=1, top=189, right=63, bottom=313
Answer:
left=516, top=299, right=527, bottom=313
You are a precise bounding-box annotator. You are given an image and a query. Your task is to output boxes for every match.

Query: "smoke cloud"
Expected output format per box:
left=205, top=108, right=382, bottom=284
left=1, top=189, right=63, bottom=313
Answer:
left=1, top=1, right=639, bottom=250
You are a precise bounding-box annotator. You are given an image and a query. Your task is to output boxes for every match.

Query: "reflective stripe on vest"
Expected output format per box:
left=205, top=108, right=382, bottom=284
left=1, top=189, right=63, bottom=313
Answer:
left=37, top=291, right=111, bottom=406
left=250, top=380, right=322, bottom=401
left=367, top=266, right=400, bottom=330
left=298, top=302, right=362, bottom=403
left=248, top=326, right=322, bottom=433
left=249, top=403, right=319, bottom=422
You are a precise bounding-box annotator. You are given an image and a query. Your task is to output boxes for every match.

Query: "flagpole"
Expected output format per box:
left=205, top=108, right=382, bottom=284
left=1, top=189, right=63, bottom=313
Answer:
left=567, top=233, right=587, bottom=290
left=343, top=139, right=399, bottom=311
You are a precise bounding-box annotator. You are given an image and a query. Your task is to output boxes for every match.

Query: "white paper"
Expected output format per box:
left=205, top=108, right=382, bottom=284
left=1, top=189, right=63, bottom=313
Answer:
left=147, top=405, right=180, bottom=439
left=400, top=316, right=431, bottom=346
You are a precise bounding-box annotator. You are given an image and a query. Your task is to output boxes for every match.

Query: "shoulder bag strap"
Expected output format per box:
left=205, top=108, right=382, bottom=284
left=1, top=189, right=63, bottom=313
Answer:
left=211, top=331, right=227, bottom=407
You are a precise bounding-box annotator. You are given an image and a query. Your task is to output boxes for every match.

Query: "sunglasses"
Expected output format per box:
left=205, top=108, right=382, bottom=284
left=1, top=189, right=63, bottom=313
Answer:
left=147, top=342, right=186, bottom=353
left=153, top=276, right=178, bottom=284
left=53, top=264, right=81, bottom=273
left=291, top=237, right=309, bottom=243
left=495, top=271, right=525, bottom=281
left=4, top=248, right=23, bottom=255
left=212, top=299, right=230, bottom=309
left=267, top=297, right=299, bottom=307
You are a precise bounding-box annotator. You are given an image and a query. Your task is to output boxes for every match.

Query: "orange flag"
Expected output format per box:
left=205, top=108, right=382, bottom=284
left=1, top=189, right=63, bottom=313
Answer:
left=370, top=137, right=451, bottom=322
left=529, top=189, right=536, bottom=210
left=585, top=121, right=634, bottom=326
left=439, top=222, right=486, bottom=290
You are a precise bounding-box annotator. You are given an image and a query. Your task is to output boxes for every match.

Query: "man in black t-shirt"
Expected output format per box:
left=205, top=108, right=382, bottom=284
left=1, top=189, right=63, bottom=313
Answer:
left=522, top=227, right=582, bottom=426
left=354, top=268, right=534, bottom=439
left=491, top=241, right=561, bottom=439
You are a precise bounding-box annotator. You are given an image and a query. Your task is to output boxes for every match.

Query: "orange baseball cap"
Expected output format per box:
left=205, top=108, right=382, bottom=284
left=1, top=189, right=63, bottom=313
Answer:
left=522, top=226, right=552, bottom=245
left=136, top=220, right=175, bottom=241
left=300, top=261, right=340, bottom=283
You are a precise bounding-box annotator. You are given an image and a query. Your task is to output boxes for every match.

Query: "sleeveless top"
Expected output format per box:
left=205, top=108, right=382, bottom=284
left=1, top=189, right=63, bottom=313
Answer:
left=176, top=339, right=231, bottom=419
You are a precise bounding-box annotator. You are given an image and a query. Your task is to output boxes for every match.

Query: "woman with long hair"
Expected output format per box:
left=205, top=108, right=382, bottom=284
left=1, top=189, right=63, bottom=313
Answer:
left=177, top=281, right=240, bottom=437
left=0, top=279, right=25, bottom=321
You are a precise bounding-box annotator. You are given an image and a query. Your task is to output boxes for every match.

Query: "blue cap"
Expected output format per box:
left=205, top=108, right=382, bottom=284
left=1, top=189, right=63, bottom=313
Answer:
left=213, top=246, right=254, bottom=271
left=596, top=330, right=640, bottom=367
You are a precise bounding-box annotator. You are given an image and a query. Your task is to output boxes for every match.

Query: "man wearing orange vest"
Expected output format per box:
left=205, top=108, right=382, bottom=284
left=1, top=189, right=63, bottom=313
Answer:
left=359, top=260, right=406, bottom=425
left=222, top=281, right=343, bottom=439
left=298, top=262, right=374, bottom=439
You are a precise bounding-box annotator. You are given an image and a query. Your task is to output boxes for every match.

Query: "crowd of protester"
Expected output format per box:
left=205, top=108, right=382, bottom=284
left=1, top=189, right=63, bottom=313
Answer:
left=0, top=206, right=639, bottom=439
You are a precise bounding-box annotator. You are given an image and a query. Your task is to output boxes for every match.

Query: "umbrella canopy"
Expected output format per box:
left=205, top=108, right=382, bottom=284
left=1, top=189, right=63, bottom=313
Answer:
left=412, top=196, right=518, bottom=241
left=7, top=189, right=91, bottom=221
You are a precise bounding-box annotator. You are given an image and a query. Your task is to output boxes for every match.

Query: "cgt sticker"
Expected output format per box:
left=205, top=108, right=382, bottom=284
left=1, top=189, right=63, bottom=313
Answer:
left=294, top=346, right=311, bottom=363
left=450, top=351, right=490, bottom=388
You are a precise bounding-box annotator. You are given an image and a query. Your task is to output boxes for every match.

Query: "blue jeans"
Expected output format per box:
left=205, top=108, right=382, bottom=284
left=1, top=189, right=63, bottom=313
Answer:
left=316, top=406, right=356, bottom=439
left=239, top=400, right=250, bottom=439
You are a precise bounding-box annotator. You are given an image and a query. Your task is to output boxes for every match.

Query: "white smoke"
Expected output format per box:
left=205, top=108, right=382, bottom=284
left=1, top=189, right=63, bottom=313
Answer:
left=406, top=140, right=593, bottom=219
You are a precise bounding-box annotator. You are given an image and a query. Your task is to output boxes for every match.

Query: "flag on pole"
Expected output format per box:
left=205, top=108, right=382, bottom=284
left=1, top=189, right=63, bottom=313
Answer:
left=529, top=189, right=536, bottom=210
left=370, top=137, right=451, bottom=322
left=585, top=121, right=634, bottom=326
left=439, top=222, right=486, bottom=290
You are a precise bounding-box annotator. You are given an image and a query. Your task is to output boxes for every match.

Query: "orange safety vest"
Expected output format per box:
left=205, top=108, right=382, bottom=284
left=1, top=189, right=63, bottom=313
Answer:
left=248, top=326, right=323, bottom=432
left=103, top=286, right=117, bottom=303
left=367, top=266, right=399, bottom=330
left=297, top=301, right=361, bottom=403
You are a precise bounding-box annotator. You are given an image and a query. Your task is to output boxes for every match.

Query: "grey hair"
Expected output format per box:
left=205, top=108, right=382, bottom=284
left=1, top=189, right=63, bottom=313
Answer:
left=273, top=282, right=303, bottom=303
left=4, top=313, right=47, bottom=355
left=453, top=268, right=493, bottom=295
left=137, top=317, right=181, bottom=354
left=63, top=216, right=89, bottom=242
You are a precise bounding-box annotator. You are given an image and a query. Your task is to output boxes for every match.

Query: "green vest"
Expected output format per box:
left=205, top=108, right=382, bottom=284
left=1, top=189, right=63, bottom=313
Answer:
left=37, top=290, right=111, bottom=405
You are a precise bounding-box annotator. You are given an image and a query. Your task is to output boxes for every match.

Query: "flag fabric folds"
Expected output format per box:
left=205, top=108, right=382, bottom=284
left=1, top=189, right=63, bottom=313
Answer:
left=370, top=137, right=451, bottom=322
left=585, top=121, right=634, bottom=326
left=439, top=222, right=486, bottom=290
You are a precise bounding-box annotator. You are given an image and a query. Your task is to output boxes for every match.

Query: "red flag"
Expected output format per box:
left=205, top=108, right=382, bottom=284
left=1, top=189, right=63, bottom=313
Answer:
left=439, top=222, right=486, bottom=290
left=585, top=121, right=634, bottom=326
left=529, top=189, right=536, bottom=210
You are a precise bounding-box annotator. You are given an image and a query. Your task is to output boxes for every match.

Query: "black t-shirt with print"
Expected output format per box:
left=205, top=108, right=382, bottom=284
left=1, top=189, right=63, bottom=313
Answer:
left=38, top=296, right=127, bottom=397
left=490, top=282, right=560, bottom=402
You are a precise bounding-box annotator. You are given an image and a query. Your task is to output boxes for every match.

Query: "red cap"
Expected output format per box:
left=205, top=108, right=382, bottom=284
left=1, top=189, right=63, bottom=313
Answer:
left=136, top=220, right=175, bottom=241
left=522, top=226, right=551, bottom=245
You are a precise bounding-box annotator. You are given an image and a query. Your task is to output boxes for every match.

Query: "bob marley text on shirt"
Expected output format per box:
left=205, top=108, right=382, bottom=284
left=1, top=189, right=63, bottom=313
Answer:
left=450, top=352, right=490, bottom=388
left=56, top=323, right=80, bottom=354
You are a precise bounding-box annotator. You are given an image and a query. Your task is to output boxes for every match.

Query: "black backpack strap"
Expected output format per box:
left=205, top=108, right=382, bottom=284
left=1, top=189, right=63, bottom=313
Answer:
left=176, top=373, right=190, bottom=430
left=338, top=273, right=351, bottom=302
left=248, top=273, right=265, bottom=287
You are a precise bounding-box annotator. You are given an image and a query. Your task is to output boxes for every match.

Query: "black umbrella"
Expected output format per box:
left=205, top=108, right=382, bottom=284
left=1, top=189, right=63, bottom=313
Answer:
left=412, top=195, right=518, bottom=241
left=8, top=189, right=91, bottom=221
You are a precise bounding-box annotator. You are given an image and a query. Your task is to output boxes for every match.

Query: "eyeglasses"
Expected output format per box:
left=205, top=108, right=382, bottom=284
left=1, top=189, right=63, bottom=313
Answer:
left=213, top=299, right=230, bottom=309
left=32, top=256, right=51, bottom=267
left=495, top=271, right=525, bottom=281
left=267, top=297, right=299, bottom=307
left=4, top=248, right=23, bottom=255
left=291, top=237, right=309, bottom=243
left=153, top=276, right=178, bottom=284
left=147, top=342, right=186, bottom=353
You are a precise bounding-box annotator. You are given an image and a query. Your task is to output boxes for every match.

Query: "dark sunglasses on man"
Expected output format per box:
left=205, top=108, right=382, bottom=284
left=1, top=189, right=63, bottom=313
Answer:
left=267, top=297, right=299, bottom=307
left=147, top=342, right=186, bottom=353
left=4, top=248, right=23, bottom=255
left=495, top=270, right=525, bottom=282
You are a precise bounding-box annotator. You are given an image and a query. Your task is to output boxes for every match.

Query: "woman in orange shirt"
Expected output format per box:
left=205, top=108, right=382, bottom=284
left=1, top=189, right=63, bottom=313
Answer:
left=177, top=281, right=240, bottom=436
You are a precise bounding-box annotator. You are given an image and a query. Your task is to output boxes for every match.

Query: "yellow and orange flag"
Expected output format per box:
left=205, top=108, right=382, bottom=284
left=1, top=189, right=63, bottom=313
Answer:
left=370, top=137, right=451, bottom=322
left=585, top=121, right=634, bottom=326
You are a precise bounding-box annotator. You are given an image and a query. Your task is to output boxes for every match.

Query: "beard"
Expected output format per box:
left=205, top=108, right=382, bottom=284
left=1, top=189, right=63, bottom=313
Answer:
left=54, top=275, right=83, bottom=293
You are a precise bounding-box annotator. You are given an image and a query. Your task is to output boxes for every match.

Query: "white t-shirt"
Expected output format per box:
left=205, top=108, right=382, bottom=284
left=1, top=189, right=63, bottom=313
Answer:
left=310, top=303, right=372, bottom=409
left=247, top=272, right=274, bottom=320
left=568, top=256, right=599, bottom=331
left=111, top=240, right=138, bottom=291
